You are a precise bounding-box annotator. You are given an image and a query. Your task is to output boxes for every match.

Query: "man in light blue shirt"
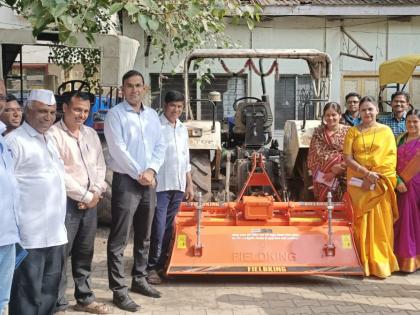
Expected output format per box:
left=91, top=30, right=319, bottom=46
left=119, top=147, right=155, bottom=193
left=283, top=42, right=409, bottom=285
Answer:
left=147, top=90, right=194, bottom=285
left=0, top=79, right=20, bottom=315
left=104, top=70, right=166, bottom=312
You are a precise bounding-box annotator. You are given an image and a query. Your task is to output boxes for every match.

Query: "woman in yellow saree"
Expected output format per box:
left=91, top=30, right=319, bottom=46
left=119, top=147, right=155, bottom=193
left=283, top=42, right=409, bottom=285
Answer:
left=344, top=96, right=399, bottom=278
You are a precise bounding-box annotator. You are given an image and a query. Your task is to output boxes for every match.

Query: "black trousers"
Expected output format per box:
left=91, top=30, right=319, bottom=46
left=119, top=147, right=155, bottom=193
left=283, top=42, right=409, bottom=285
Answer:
left=9, top=245, right=65, bottom=315
left=56, top=198, right=97, bottom=311
left=107, top=172, right=156, bottom=296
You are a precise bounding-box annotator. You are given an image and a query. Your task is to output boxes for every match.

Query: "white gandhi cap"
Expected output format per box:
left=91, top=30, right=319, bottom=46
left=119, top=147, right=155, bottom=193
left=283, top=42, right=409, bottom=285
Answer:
left=27, top=89, right=56, bottom=106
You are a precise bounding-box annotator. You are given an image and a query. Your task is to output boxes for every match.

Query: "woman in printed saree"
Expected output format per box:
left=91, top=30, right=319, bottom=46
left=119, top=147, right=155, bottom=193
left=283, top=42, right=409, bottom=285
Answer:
left=344, top=96, right=399, bottom=278
left=394, top=109, right=420, bottom=272
left=308, top=102, right=350, bottom=201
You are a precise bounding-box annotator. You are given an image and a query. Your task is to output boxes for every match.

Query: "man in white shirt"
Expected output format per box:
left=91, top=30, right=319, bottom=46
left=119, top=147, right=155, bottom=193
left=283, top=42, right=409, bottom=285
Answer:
left=50, top=91, right=109, bottom=314
left=104, top=70, right=166, bottom=312
left=0, top=80, right=20, bottom=315
left=6, top=89, right=67, bottom=315
left=147, top=90, right=194, bottom=284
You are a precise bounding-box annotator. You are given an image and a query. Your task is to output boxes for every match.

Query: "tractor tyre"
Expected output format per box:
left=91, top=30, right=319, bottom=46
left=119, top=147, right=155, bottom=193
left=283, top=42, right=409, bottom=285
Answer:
left=190, top=150, right=212, bottom=202
left=291, top=149, right=314, bottom=201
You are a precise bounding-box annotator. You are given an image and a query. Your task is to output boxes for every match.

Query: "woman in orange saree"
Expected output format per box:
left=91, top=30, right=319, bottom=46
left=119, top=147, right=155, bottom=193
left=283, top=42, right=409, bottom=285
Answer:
left=308, top=102, right=350, bottom=201
left=394, top=109, right=420, bottom=272
left=344, top=96, right=399, bottom=278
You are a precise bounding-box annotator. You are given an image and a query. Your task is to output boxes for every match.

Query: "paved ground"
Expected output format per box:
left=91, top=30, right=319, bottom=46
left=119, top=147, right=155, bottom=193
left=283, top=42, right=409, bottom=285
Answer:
left=59, top=227, right=420, bottom=315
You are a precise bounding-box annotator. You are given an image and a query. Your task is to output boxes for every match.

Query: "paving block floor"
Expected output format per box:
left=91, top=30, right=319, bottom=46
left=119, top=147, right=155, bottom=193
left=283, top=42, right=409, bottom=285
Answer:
left=58, top=227, right=420, bottom=315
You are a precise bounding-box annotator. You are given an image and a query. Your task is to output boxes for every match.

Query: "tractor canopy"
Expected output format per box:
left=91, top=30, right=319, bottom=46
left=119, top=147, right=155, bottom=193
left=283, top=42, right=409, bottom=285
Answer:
left=183, top=49, right=332, bottom=119
left=379, top=54, right=420, bottom=87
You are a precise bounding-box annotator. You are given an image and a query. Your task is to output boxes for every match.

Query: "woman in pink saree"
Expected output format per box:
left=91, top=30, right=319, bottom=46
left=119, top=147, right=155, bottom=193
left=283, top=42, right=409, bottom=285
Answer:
left=394, top=109, right=420, bottom=272
left=308, top=102, right=350, bottom=201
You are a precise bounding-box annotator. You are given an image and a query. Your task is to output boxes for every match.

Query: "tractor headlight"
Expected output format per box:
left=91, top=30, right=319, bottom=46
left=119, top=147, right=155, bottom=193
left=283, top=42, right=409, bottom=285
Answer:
left=188, top=128, right=203, bottom=137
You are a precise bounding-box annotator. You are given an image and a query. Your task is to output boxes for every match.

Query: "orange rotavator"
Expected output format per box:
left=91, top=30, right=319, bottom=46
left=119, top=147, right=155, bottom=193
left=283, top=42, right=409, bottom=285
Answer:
left=167, top=152, right=363, bottom=276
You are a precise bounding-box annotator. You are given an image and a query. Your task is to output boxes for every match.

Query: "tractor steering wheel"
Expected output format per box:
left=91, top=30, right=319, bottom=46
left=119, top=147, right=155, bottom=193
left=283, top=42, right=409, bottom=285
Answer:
left=57, top=80, right=90, bottom=95
left=232, top=96, right=262, bottom=111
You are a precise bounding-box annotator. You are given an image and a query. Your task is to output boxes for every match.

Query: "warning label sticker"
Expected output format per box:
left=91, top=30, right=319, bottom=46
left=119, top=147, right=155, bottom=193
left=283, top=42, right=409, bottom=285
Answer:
left=341, top=234, right=352, bottom=249
left=177, top=234, right=187, bottom=249
left=232, top=233, right=299, bottom=241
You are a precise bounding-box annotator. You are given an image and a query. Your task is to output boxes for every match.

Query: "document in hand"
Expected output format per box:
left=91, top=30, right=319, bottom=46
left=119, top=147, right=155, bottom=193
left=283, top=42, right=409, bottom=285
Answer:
left=314, top=170, right=338, bottom=189
left=349, top=177, right=375, bottom=191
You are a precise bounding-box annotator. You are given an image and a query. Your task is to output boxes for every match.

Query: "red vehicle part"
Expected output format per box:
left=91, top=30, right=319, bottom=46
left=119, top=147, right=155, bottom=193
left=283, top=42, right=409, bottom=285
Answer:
left=167, top=153, right=363, bottom=276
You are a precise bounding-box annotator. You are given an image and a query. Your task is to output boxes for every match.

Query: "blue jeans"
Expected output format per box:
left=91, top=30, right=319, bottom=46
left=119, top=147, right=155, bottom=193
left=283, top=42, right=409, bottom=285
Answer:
left=148, top=190, right=184, bottom=271
left=0, top=244, right=16, bottom=315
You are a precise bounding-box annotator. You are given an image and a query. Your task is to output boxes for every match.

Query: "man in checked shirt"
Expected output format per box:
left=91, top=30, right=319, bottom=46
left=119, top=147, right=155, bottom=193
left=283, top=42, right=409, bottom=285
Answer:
left=50, top=91, right=109, bottom=314
left=378, top=91, right=411, bottom=137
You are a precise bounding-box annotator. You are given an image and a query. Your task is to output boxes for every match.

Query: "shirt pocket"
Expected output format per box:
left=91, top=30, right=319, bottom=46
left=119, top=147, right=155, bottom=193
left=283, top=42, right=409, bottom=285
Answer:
left=2, top=148, right=14, bottom=171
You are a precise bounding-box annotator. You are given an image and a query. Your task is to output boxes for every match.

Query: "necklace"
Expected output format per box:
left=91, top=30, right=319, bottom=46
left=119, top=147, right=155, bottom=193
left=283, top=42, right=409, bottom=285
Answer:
left=360, top=126, right=377, bottom=165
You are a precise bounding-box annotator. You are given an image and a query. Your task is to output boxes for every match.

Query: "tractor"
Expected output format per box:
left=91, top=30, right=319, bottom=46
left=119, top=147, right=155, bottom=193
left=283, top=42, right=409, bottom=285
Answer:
left=182, top=49, right=332, bottom=204
left=166, top=49, right=363, bottom=276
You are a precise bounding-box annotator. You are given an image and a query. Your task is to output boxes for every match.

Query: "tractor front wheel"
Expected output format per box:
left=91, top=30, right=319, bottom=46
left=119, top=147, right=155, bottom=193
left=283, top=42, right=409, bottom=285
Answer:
left=190, top=150, right=212, bottom=202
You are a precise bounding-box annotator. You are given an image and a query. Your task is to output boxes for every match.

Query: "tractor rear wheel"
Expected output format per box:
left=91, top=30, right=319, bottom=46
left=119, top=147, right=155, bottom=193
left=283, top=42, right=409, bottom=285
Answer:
left=190, top=150, right=212, bottom=202
left=290, top=149, right=314, bottom=201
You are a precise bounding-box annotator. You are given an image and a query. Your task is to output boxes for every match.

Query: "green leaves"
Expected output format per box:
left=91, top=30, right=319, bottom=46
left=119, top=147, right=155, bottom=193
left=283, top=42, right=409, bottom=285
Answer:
left=50, top=3, right=67, bottom=18
left=147, top=17, right=159, bottom=31
left=137, top=13, right=149, bottom=31
left=1, top=0, right=261, bottom=72
left=49, top=46, right=101, bottom=86
left=124, top=2, right=139, bottom=15
left=109, top=2, right=124, bottom=15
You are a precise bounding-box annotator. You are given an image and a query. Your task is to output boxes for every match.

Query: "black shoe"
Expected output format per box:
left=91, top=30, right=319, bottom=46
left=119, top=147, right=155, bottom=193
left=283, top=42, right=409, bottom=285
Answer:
left=131, top=278, right=162, bottom=298
left=112, top=293, right=140, bottom=312
left=147, top=269, right=162, bottom=285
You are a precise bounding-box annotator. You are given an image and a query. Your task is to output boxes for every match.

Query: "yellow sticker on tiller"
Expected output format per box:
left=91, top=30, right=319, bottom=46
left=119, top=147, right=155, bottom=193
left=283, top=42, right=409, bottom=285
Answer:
left=177, top=234, right=187, bottom=249
left=341, top=234, right=352, bottom=249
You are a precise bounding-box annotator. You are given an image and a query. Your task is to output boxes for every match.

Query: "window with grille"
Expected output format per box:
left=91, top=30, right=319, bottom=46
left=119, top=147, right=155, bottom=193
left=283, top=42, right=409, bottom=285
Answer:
left=200, top=74, right=247, bottom=121
left=274, top=74, right=314, bottom=130
left=149, top=73, right=197, bottom=118
left=150, top=73, right=247, bottom=121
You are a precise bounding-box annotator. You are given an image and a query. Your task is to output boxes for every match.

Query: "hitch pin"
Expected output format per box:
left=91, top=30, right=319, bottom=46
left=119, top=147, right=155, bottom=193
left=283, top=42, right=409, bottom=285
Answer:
left=323, top=191, right=336, bottom=257
left=194, top=191, right=203, bottom=256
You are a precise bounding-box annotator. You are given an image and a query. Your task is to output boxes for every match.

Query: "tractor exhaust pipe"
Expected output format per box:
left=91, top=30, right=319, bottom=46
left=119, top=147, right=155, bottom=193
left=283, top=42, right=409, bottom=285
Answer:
left=259, top=59, right=269, bottom=104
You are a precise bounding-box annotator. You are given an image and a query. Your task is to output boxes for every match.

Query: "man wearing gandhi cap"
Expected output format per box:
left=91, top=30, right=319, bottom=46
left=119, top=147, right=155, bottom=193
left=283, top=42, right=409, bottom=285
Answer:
left=5, top=89, right=68, bottom=315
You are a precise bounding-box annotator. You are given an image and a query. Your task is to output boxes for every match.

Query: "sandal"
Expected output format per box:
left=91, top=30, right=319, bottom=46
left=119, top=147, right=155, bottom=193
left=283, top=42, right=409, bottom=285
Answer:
left=74, top=301, right=110, bottom=314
